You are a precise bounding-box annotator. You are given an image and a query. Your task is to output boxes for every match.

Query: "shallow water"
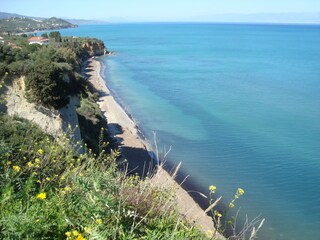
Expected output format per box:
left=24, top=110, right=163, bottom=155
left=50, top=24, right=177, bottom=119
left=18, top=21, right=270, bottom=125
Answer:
left=60, top=23, right=320, bottom=239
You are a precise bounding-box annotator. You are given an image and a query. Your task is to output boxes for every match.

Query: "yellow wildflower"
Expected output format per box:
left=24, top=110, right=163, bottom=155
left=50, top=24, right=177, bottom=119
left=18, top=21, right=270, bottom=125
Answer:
left=237, top=188, right=245, bottom=196
left=229, top=202, right=235, bottom=208
left=96, top=218, right=102, bottom=224
left=61, top=175, right=66, bottom=180
left=75, top=234, right=86, bottom=240
left=27, top=161, right=33, bottom=167
left=34, top=158, right=41, bottom=164
left=36, top=192, right=46, bottom=200
left=64, top=186, right=72, bottom=191
left=37, top=149, right=44, bottom=155
left=65, top=231, right=71, bottom=237
left=7, top=161, right=11, bottom=165
left=214, top=210, right=222, bottom=218
left=84, top=226, right=91, bottom=233
left=45, top=177, right=51, bottom=181
left=72, top=230, right=79, bottom=236
left=12, top=165, right=21, bottom=172
left=209, top=185, right=216, bottom=193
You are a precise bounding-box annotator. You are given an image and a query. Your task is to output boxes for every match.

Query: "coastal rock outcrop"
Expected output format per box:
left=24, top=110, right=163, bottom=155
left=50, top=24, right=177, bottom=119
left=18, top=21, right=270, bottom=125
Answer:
left=82, top=40, right=108, bottom=57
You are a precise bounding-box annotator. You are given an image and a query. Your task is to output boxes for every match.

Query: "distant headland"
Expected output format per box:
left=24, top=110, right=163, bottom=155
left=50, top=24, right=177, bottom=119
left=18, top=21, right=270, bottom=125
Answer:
left=0, top=12, right=77, bottom=34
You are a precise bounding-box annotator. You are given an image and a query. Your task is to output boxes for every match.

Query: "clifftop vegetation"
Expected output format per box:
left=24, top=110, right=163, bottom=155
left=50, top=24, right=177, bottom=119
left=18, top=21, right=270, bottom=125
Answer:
left=0, top=33, right=106, bottom=109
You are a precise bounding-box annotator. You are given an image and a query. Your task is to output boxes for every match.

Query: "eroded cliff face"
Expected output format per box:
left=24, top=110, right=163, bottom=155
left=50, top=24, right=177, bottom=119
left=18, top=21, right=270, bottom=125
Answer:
left=4, top=76, right=82, bottom=148
left=82, top=41, right=108, bottom=57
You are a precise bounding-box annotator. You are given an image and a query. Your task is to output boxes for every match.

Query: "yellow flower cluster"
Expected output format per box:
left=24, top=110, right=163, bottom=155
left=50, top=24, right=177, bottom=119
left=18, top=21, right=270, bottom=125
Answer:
left=75, top=235, right=86, bottom=240
left=12, top=165, right=21, bottom=172
left=61, top=186, right=72, bottom=195
left=237, top=188, right=245, bottom=196
left=65, top=230, right=86, bottom=240
left=229, top=187, right=245, bottom=210
left=36, top=192, right=46, bottom=200
left=96, top=218, right=102, bottom=224
left=209, top=185, right=217, bottom=193
left=214, top=210, right=222, bottom=218
left=25, top=158, right=41, bottom=168
left=37, top=149, right=44, bottom=155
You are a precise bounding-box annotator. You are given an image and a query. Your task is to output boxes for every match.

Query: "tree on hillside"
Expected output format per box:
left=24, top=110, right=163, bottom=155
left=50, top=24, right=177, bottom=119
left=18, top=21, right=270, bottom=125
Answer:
left=0, top=44, right=16, bottom=75
left=30, top=47, right=64, bottom=63
left=49, top=31, right=62, bottom=42
left=25, top=60, right=70, bottom=109
left=41, top=32, right=49, bottom=38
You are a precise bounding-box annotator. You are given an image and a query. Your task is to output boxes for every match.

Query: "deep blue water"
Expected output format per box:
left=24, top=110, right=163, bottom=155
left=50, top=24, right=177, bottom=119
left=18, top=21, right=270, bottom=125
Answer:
left=60, top=23, right=320, bottom=240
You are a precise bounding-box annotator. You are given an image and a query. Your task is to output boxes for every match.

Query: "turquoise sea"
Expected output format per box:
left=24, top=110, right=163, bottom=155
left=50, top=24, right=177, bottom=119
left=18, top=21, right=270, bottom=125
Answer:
left=60, top=23, right=320, bottom=240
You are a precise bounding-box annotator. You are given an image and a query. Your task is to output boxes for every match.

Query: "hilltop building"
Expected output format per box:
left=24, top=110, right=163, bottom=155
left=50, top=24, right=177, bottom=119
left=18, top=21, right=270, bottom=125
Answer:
left=28, top=36, right=50, bottom=45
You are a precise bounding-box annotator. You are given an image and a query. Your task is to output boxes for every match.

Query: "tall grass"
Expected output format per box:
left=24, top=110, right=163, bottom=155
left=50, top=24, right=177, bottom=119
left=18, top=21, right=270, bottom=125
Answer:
left=0, top=114, right=209, bottom=239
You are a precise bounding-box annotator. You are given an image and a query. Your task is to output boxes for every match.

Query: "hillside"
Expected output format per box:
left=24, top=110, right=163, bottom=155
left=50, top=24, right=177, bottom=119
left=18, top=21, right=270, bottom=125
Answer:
left=0, top=12, right=108, bottom=26
left=0, top=16, right=77, bottom=33
left=0, top=11, right=30, bottom=19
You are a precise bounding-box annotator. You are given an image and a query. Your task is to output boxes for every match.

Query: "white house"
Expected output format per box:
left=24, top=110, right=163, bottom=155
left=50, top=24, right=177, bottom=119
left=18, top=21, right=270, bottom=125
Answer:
left=28, top=36, right=50, bottom=45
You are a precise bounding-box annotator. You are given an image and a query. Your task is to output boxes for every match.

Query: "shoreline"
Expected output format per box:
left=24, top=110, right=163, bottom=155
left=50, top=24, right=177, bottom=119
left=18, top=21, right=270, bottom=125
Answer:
left=84, top=57, right=223, bottom=238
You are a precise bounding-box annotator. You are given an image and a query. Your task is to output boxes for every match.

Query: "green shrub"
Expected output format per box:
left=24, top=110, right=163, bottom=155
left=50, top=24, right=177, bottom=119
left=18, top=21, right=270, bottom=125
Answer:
left=25, top=60, right=70, bottom=109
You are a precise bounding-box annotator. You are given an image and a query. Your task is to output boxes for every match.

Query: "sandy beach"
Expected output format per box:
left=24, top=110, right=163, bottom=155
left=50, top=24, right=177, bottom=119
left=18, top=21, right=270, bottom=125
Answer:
left=84, top=58, right=223, bottom=238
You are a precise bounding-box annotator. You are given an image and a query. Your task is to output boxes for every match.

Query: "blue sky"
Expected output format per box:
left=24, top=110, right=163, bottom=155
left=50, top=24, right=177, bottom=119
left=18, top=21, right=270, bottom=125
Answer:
left=1, top=0, right=320, bottom=23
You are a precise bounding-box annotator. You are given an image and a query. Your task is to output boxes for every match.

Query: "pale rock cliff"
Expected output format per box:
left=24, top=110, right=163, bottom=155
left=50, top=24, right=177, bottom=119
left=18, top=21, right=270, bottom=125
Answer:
left=82, top=41, right=108, bottom=57
left=5, top=76, right=82, bottom=146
